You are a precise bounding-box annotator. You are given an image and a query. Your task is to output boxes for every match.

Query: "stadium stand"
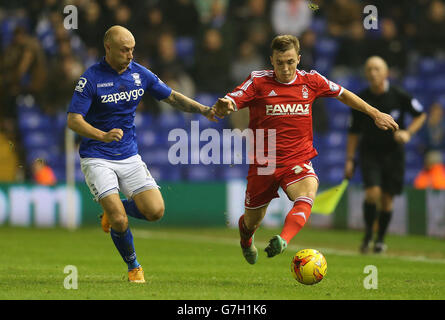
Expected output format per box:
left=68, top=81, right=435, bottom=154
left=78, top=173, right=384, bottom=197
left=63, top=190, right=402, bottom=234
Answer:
left=0, top=0, right=444, bottom=187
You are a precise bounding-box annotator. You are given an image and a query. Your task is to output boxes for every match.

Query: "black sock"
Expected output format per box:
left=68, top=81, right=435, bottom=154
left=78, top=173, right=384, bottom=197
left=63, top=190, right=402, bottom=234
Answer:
left=377, top=210, right=392, bottom=243
left=363, top=202, right=377, bottom=243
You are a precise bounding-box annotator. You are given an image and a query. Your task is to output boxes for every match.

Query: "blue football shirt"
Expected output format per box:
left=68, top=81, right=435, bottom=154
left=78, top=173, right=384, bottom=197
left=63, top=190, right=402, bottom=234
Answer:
left=68, top=57, right=172, bottom=160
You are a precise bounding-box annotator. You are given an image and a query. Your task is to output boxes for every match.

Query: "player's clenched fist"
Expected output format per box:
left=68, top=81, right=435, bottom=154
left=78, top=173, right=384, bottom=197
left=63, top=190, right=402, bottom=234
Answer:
left=213, top=98, right=235, bottom=118
left=102, top=128, right=124, bottom=142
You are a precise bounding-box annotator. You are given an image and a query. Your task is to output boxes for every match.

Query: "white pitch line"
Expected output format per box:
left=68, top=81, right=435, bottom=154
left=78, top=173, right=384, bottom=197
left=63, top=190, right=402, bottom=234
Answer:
left=133, top=229, right=445, bottom=265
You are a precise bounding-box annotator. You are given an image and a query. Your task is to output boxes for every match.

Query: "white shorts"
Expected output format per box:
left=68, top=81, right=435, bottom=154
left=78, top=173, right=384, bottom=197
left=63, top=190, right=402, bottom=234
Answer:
left=80, top=154, right=159, bottom=202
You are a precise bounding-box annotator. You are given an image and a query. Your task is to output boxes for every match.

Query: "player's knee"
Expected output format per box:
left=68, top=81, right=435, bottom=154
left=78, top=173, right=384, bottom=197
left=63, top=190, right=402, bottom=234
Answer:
left=110, top=213, right=128, bottom=231
left=142, top=204, right=164, bottom=222
left=365, top=187, right=381, bottom=204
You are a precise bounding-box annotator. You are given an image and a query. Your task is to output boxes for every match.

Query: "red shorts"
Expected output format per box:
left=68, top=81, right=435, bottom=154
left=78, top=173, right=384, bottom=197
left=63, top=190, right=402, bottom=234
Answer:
left=244, top=160, right=318, bottom=209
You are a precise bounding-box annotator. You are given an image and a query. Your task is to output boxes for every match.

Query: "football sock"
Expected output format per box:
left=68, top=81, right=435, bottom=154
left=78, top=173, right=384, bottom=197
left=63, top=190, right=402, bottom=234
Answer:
left=238, top=215, right=257, bottom=248
left=110, top=227, right=140, bottom=270
left=280, top=196, right=313, bottom=244
left=122, top=199, right=147, bottom=220
left=363, top=202, right=377, bottom=242
left=377, top=210, right=392, bottom=242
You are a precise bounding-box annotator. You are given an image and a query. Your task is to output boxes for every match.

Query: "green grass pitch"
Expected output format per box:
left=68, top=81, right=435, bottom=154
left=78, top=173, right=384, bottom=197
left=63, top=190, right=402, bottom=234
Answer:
left=0, top=225, right=444, bottom=300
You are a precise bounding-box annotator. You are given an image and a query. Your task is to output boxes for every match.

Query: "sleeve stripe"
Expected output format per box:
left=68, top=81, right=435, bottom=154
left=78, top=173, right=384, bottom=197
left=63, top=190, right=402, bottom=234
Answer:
left=224, top=95, right=238, bottom=111
left=337, top=87, right=344, bottom=97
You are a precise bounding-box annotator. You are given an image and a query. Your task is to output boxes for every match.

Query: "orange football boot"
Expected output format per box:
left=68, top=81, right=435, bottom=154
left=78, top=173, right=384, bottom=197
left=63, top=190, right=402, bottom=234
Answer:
left=128, top=266, right=145, bottom=283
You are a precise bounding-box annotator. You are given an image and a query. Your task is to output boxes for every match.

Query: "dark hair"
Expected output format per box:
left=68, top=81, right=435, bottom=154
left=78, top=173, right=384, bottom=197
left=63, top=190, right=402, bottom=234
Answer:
left=270, top=35, right=300, bottom=55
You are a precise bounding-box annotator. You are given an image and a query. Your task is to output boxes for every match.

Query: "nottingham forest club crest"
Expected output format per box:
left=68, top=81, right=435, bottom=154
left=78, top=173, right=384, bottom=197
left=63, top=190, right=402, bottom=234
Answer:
left=131, top=73, right=141, bottom=86
left=302, top=85, right=309, bottom=99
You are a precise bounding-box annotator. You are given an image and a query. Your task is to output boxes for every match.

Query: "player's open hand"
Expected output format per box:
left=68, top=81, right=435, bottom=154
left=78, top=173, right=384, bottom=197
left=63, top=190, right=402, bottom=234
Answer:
left=103, top=128, right=123, bottom=143
left=213, top=98, right=235, bottom=118
left=374, top=112, right=399, bottom=131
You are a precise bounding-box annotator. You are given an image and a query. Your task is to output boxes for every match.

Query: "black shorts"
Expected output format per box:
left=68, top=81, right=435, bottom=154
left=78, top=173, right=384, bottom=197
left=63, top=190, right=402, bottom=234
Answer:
left=359, top=145, right=405, bottom=195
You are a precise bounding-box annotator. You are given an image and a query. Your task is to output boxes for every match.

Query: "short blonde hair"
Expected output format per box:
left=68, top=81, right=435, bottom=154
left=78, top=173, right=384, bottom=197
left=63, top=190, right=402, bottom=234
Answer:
left=271, top=35, right=300, bottom=55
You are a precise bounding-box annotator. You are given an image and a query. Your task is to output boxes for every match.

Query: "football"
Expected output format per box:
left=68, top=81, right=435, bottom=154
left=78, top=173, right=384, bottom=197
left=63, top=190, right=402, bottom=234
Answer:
left=291, top=249, right=327, bottom=285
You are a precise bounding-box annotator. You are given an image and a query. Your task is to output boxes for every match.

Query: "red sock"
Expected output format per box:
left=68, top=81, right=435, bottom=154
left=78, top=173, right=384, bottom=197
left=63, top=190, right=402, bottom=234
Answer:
left=239, top=214, right=257, bottom=248
left=280, top=196, right=313, bottom=244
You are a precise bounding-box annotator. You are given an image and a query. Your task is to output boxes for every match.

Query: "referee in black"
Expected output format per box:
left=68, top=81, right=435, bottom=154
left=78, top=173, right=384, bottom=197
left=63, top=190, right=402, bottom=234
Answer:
left=344, top=56, right=426, bottom=254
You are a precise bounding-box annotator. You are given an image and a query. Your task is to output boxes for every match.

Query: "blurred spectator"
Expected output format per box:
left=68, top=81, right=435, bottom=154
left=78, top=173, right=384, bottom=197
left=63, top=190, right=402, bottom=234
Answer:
left=417, top=0, right=445, bottom=57
left=414, top=151, right=445, bottom=190
left=161, top=0, right=201, bottom=38
left=77, top=0, right=107, bottom=57
left=370, top=18, right=408, bottom=79
left=333, top=20, right=370, bottom=77
left=298, top=29, right=329, bottom=134
left=32, top=158, right=57, bottom=186
left=298, top=29, right=317, bottom=71
left=113, top=4, right=134, bottom=30
left=271, top=0, right=313, bottom=37
left=230, top=40, right=267, bottom=87
left=202, top=0, right=235, bottom=54
left=2, top=26, right=47, bottom=107
left=193, top=28, right=230, bottom=94
left=229, top=0, right=272, bottom=54
left=419, top=102, right=445, bottom=153
left=41, top=47, right=84, bottom=115
left=151, top=32, right=196, bottom=113
left=137, top=5, right=172, bottom=60
left=326, top=0, right=362, bottom=37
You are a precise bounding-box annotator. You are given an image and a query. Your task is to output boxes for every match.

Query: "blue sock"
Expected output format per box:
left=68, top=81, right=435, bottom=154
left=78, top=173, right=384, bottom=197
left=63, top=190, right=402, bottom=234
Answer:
left=122, top=199, right=147, bottom=220
left=110, top=227, right=140, bottom=270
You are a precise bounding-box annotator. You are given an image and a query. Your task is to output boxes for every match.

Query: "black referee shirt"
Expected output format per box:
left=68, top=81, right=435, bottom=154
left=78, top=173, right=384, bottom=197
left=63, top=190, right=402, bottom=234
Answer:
left=348, top=84, right=424, bottom=151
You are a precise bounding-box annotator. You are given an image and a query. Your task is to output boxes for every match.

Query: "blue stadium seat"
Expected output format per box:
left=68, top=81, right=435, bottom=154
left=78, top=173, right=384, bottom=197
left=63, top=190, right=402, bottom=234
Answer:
left=402, top=75, right=425, bottom=93
left=134, top=112, right=153, bottom=129
left=330, top=110, right=350, bottom=130
left=18, top=110, right=52, bottom=131
left=405, top=168, right=419, bottom=184
left=323, top=148, right=346, bottom=166
left=157, top=111, right=186, bottom=131
left=326, top=131, right=347, bottom=148
left=219, top=164, right=249, bottom=181
left=147, top=164, right=182, bottom=182
left=175, top=36, right=195, bottom=66
left=194, top=93, right=220, bottom=106
left=310, top=17, right=326, bottom=35
left=325, top=97, right=349, bottom=112
left=315, top=37, right=338, bottom=58
left=314, top=57, right=333, bottom=75
left=428, top=75, right=445, bottom=93
left=140, top=147, right=171, bottom=165
left=418, top=57, right=442, bottom=75
left=22, top=130, right=58, bottom=149
left=137, top=129, right=165, bottom=148
left=184, top=164, right=219, bottom=181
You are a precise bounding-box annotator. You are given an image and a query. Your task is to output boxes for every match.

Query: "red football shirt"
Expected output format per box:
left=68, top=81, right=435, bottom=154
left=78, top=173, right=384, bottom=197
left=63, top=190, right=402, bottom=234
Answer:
left=225, top=69, right=343, bottom=168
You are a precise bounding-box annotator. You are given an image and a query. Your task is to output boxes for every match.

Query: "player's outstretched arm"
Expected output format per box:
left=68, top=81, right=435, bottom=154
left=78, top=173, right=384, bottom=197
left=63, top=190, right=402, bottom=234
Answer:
left=162, top=90, right=218, bottom=122
left=336, top=88, right=399, bottom=131
left=67, top=112, right=123, bottom=143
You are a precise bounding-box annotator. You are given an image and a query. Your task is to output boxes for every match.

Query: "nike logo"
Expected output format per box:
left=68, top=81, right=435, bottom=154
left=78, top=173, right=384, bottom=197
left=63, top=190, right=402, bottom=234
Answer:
left=292, top=212, right=306, bottom=221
